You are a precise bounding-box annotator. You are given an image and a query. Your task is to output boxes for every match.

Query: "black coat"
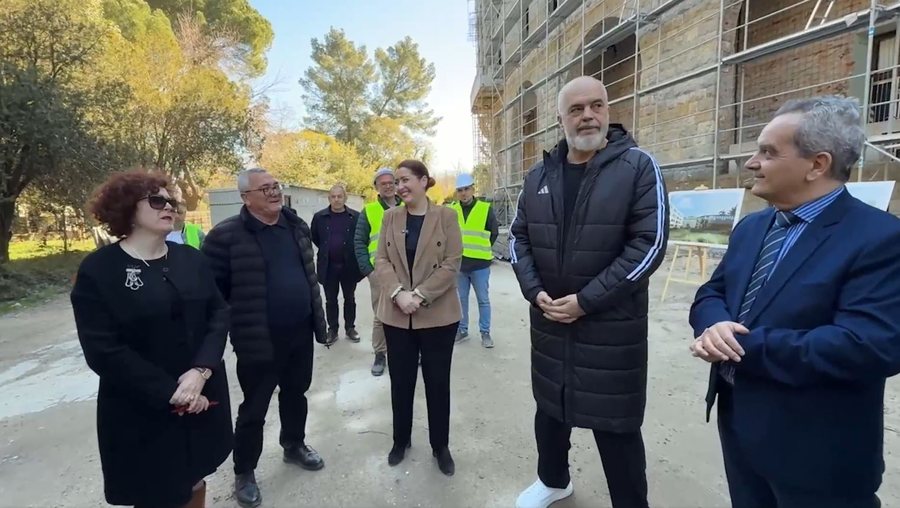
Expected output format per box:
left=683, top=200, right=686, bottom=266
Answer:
left=201, top=206, right=328, bottom=363
left=310, top=206, right=363, bottom=282
left=510, top=125, right=669, bottom=432
left=70, top=242, right=233, bottom=506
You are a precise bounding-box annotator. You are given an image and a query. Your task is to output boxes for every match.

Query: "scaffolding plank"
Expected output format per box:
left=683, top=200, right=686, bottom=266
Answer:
left=723, top=5, right=900, bottom=65
left=638, top=64, right=717, bottom=96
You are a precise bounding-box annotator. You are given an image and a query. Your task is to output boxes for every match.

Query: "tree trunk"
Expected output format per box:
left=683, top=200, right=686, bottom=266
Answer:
left=0, top=199, right=14, bottom=263
left=61, top=211, right=69, bottom=253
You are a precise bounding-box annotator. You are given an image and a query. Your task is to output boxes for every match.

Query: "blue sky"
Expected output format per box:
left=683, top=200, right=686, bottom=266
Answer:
left=250, top=0, right=476, bottom=175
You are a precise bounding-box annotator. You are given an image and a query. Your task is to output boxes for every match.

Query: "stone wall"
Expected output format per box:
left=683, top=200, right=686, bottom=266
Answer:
left=489, top=0, right=879, bottom=194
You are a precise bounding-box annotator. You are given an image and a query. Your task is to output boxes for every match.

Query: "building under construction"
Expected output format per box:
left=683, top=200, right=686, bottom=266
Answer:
left=470, top=0, right=900, bottom=226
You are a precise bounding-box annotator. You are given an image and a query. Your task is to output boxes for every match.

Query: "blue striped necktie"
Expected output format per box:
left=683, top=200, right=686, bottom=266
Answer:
left=720, top=210, right=799, bottom=384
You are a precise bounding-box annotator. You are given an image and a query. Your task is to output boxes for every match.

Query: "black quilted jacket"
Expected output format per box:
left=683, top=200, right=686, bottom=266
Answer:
left=202, top=206, right=327, bottom=363
left=510, top=125, right=669, bottom=431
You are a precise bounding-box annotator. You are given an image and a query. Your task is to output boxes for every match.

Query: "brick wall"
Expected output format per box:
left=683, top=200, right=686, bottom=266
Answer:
left=735, top=0, right=869, bottom=142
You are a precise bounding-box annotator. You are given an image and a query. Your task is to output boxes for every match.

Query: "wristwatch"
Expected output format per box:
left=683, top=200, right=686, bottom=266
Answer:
left=193, top=367, right=212, bottom=380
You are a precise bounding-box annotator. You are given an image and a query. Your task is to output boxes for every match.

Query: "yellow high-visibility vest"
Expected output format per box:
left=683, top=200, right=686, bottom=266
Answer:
left=450, top=200, right=493, bottom=260
left=364, top=200, right=402, bottom=264
left=183, top=223, right=202, bottom=249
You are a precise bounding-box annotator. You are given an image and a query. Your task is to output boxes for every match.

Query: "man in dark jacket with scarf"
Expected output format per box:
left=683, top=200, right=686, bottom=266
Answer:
left=511, top=76, right=669, bottom=508
left=202, top=167, right=333, bottom=508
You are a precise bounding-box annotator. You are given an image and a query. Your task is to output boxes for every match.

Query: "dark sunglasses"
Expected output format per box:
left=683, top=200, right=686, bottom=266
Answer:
left=142, top=195, right=179, bottom=210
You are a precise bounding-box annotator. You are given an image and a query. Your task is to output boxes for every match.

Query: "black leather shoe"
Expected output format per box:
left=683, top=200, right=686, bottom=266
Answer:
left=387, top=441, right=411, bottom=466
left=433, top=447, right=455, bottom=476
left=284, top=444, right=325, bottom=471
left=346, top=328, right=361, bottom=342
left=371, top=352, right=386, bottom=376
left=234, top=471, right=262, bottom=508
left=327, top=329, right=338, bottom=343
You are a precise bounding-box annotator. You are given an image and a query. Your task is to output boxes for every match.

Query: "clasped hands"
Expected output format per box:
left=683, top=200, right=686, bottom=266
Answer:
left=169, top=368, right=209, bottom=415
left=394, top=290, right=424, bottom=315
left=689, top=321, right=749, bottom=363
left=535, top=291, right=586, bottom=324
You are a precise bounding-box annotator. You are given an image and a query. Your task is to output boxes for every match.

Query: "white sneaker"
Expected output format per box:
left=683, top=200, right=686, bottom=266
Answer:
left=515, top=479, right=574, bottom=508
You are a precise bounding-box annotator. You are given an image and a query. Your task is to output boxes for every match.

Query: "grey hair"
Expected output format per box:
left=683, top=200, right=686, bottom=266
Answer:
left=237, top=167, right=268, bottom=192
left=329, top=183, right=347, bottom=196
left=774, top=95, right=865, bottom=182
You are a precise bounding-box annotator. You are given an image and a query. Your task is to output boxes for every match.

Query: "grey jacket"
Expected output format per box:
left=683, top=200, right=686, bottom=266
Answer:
left=353, top=195, right=403, bottom=276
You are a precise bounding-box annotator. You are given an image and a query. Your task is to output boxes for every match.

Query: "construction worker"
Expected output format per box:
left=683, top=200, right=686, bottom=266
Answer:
left=449, top=173, right=498, bottom=348
left=353, top=167, right=402, bottom=376
left=166, top=185, right=205, bottom=249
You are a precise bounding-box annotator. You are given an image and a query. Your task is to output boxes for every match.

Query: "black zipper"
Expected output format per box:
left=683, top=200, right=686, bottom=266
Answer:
left=559, top=161, right=602, bottom=423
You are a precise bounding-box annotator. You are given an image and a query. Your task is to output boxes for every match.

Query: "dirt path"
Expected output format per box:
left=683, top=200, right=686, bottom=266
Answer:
left=0, top=263, right=898, bottom=507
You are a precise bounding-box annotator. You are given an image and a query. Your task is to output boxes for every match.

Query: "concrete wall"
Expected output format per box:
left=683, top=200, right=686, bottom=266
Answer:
left=208, top=186, right=365, bottom=227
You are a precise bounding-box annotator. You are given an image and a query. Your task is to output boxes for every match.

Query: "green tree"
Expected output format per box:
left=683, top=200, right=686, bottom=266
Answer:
left=0, top=0, right=126, bottom=262
left=299, top=29, right=440, bottom=164
left=143, top=0, right=273, bottom=75
left=356, top=117, right=416, bottom=169
left=370, top=36, right=439, bottom=135
left=259, top=130, right=372, bottom=197
left=299, top=28, right=374, bottom=144
left=105, top=4, right=255, bottom=210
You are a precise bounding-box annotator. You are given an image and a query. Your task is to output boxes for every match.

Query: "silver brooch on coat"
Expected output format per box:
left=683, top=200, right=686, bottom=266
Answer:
left=125, top=267, right=144, bottom=291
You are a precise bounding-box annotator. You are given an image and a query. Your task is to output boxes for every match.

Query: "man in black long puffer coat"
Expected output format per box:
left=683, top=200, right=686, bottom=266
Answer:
left=510, top=76, right=669, bottom=508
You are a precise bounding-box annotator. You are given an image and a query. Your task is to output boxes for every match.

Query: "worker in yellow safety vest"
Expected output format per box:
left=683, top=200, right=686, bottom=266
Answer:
left=449, top=173, right=498, bottom=349
left=353, top=167, right=403, bottom=376
left=166, top=185, right=205, bottom=249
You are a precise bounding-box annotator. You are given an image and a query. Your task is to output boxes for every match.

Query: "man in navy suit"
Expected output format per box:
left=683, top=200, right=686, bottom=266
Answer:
left=689, top=95, right=900, bottom=508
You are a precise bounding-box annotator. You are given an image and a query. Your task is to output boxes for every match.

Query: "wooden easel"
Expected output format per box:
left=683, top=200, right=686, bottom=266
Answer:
left=660, top=242, right=714, bottom=301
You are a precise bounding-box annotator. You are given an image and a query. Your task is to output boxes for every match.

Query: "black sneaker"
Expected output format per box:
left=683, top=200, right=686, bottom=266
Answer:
left=433, top=447, right=455, bottom=476
left=371, top=352, right=386, bottom=376
left=234, top=471, right=261, bottom=508
left=283, top=444, right=324, bottom=471
left=346, top=328, right=361, bottom=342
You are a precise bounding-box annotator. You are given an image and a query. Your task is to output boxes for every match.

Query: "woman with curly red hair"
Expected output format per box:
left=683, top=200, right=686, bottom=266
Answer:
left=70, top=170, right=232, bottom=508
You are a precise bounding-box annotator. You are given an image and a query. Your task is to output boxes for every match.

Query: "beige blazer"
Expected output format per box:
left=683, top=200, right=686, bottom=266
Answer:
left=374, top=201, right=463, bottom=329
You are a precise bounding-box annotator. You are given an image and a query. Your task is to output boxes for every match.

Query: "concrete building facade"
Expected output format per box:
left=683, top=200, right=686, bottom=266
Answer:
left=470, top=0, right=900, bottom=224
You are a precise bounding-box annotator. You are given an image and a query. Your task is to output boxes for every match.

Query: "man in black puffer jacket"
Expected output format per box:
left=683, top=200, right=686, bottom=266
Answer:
left=202, top=167, right=332, bottom=508
left=511, top=76, right=669, bottom=508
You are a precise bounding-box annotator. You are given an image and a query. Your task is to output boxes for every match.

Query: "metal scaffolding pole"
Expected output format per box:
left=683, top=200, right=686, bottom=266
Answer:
left=711, top=0, right=727, bottom=189
left=860, top=0, right=880, bottom=180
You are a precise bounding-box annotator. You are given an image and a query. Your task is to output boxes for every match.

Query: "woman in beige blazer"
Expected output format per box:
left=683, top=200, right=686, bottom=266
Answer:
left=374, top=159, right=462, bottom=476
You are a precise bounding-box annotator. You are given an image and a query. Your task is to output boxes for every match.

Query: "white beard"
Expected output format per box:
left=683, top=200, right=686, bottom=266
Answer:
left=565, top=125, right=608, bottom=152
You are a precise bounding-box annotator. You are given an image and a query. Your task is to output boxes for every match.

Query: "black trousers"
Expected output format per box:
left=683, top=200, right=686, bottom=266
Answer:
left=535, top=408, right=649, bottom=508
left=717, top=385, right=880, bottom=508
left=323, top=268, right=358, bottom=331
left=384, top=322, right=457, bottom=451
left=233, top=327, right=314, bottom=475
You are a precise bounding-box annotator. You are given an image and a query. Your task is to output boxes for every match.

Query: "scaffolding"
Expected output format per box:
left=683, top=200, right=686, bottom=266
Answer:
left=471, top=0, right=900, bottom=226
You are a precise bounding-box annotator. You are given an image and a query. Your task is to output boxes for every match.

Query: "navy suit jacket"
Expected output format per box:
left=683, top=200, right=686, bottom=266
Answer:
left=689, top=189, right=900, bottom=496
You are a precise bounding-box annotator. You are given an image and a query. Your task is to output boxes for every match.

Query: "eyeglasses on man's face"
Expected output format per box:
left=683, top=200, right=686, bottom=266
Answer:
left=243, top=182, right=283, bottom=197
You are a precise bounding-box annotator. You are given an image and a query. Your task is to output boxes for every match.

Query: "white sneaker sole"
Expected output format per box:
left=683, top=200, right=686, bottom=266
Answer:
left=515, top=482, right=574, bottom=508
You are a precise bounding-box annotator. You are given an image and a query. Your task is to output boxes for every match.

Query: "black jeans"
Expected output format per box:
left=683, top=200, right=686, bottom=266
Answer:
left=323, top=268, right=358, bottom=331
left=384, top=322, right=457, bottom=451
left=535, top=408, right=649, bottom=508
left=233, top=326, right=314, bottom=475
left=717, top=385, right=881, bottom=508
